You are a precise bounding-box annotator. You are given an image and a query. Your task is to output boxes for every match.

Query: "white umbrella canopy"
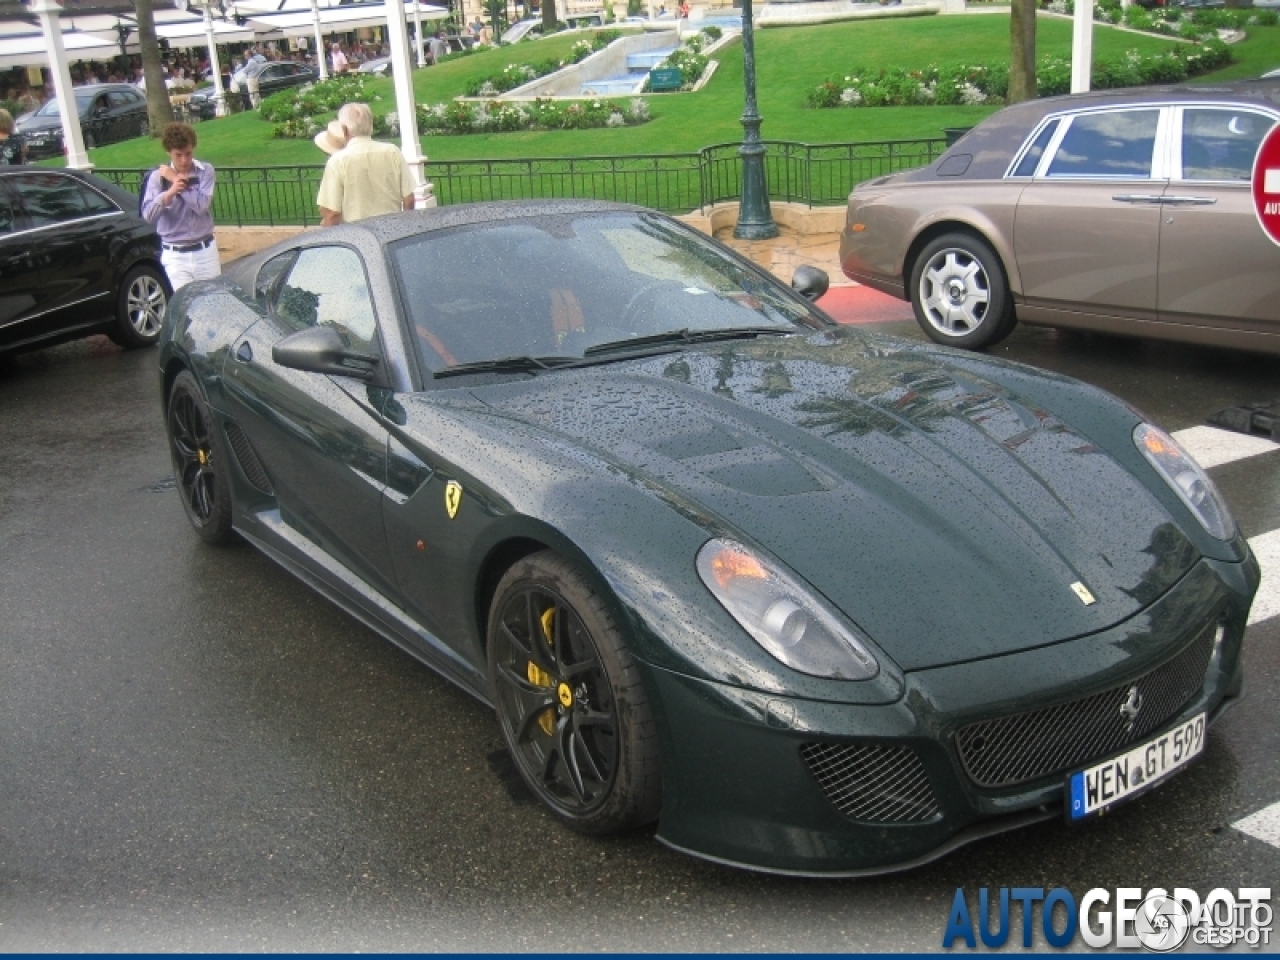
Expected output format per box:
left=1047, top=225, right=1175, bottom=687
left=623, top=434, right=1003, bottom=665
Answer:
left=247, top=1, right=448, bottom=39
left=0, top=31, right=123, bottom=70
left=156, top=17, right=255, bottom=47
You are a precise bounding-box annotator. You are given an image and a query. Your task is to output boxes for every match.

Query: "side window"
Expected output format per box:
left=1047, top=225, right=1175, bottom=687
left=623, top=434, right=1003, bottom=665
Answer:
left=8, top=173, right=113, bottom=227
left=1046, top=109, right=1161, bottom=179
left=108, top=92, right=131, bottom=108
left=1011, top=118, right=1060, bottom=177
left=1180, top=108, right=1276, bottom=182
left=275, top=246, right=379, bottom=353
left=0, top=189, right=14, bottom=234
left=255, top=250, right=297, bottom=304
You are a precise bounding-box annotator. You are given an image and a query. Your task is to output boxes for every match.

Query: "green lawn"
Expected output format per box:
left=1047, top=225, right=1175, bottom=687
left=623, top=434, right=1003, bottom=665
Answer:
left=82, top=13, right=1280, bottom=170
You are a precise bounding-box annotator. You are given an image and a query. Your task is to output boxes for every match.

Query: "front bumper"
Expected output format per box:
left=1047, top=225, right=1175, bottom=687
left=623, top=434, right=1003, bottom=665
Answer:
left=643, top=556, right=1255, bottom=876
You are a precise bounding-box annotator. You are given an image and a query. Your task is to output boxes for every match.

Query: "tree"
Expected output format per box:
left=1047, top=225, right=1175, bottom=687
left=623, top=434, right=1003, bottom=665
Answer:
left=135, top=0, right=174, bottom=133
left=541, top=0, right=558, bottom=33
left=1008, top=0, right=1037, bottom=103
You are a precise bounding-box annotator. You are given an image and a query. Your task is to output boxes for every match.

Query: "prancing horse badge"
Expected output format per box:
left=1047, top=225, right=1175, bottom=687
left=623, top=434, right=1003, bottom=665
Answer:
left=444, top=480, right=463, bottom=519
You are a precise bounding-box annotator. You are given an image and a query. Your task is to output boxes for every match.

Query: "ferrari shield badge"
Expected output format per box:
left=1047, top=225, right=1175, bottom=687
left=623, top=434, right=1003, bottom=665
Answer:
left=444, top=480, right=463, bottom=519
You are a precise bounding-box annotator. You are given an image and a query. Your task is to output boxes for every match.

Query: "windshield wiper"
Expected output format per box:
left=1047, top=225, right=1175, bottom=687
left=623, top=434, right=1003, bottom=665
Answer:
left=583, top=326, right=794, bottom=357
left=433, top=355, right=579, bottom=379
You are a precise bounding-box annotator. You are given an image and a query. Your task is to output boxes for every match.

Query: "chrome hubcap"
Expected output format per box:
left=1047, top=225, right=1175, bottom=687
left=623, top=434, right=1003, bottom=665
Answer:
left=919, top=248, right=990, bottom=337
left=128, top=276, right=167, bottom=336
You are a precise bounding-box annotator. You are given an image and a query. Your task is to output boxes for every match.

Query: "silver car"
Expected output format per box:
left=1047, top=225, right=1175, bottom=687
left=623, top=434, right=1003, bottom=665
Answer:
left=839, top=81, right=1280, bottom=353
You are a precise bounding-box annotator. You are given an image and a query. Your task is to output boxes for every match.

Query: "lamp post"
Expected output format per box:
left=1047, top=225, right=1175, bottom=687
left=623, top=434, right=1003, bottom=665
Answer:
left=733, top=0, right=777, bottom=240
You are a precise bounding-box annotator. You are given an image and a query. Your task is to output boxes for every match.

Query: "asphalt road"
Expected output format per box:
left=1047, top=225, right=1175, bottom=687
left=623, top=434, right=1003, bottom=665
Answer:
left=1, top=321, right=1278, bottom=951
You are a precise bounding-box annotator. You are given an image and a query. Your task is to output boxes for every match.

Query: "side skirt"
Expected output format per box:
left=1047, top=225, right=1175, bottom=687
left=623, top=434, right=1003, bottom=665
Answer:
left=235, top=509, right=493, bottom=707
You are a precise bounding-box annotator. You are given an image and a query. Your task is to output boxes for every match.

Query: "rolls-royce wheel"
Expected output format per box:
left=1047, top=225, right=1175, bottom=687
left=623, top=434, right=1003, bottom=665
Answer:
left=488, top=550, right=661, bottom=834
left=909, top=232, right=1016, bottom=350
left=166, top=370, right=234, bottom=544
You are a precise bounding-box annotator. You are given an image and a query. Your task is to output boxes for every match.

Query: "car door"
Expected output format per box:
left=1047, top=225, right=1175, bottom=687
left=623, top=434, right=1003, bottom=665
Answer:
left=220, top=244, right=400, bottom=600
left=1157, top=105, right=1280, bottom=335
left=1013, top=106, right=1168, bottom=323
left=257, top=64, right=286, bottom=95
left=4, top=171, right=121, bottom=342
left=0, top=179, right=46, bottom=350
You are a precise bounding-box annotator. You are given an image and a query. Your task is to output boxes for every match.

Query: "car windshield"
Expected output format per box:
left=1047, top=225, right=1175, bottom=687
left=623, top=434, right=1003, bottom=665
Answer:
left=35, top=96, right=93, bottom=118
left=391, top=212, right=826, bottom=375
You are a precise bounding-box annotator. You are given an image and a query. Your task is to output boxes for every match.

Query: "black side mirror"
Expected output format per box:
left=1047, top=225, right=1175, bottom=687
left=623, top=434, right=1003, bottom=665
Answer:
left=272, top=325, right=379, bottom=381
left=792, top=265, right=830, bottom=302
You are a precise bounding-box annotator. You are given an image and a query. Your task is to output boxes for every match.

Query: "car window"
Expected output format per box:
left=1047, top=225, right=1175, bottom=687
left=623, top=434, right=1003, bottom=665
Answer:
left=1179, top=108, right=1276, bottom=182
left=0, top=190, right=14, bottom=234
left=108, top=92, right=132, bottom=108
left=256, top=250, right=297, bottom=304
left=8, top=172, right=116, bottom=227
left=1046, top=109, right=1160, bottom=179
left=275, top=246, right=379, bottom=353
left=1010, top=118, right=1060, bottom=177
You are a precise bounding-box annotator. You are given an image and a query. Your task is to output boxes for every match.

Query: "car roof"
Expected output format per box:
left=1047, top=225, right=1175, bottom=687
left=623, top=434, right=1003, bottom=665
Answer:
left=71, top=83, right=139, bottom=95
left=902, top=80, right=1280, bottom=183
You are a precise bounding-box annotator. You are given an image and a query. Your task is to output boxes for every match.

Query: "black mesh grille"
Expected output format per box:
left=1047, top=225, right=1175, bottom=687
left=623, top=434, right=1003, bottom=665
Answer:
left=224, top=422, right=274, bottom=495
left=956, top=623, right=1218, bottom=789
left=801, top=742, right=942, bottom=823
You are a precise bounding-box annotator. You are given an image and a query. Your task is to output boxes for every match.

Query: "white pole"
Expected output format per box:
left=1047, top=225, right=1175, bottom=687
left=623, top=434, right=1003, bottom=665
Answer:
left=31, top=0, right=91, bottom=170
left=1071, top=0, right=1094, bottom=93
left=312, top=0, right=328, bottom=79
left=203, top=4, right=228, bottom=117
left=383, top=0, right=434, bottom=206
left=413, top=0, right=425, bottom=68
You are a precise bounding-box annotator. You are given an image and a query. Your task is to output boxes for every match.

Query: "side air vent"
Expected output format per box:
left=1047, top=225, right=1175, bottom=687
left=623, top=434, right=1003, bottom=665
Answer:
left=224, top=422, right=274, bottom=495
left=801, top=742, right=943, bottom=823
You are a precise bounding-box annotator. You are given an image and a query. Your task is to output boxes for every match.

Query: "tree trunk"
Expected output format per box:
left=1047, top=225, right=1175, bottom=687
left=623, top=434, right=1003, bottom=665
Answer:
left=135, top=0, right=174, bottom=133
left=1008, top=0, right=1037, bottom=103
left=542, top=0, right=558, bottom=32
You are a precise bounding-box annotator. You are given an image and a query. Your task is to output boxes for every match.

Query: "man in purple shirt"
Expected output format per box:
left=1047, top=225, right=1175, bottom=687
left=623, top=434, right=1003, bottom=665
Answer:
left=141, top=123, right=220, bottom=291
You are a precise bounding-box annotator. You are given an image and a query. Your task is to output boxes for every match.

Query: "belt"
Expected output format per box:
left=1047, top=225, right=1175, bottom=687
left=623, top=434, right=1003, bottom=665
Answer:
left=163, top=235, right=214, bottom=253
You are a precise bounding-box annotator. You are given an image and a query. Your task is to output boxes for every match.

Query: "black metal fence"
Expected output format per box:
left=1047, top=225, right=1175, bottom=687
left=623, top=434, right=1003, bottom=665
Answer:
left=97, top=137, right=944, bottom=226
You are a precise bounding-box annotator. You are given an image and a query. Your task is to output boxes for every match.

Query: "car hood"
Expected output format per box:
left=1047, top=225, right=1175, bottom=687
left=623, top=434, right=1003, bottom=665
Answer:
left=17, top=115, right=70, bottom=134
left=463, top=328, right=1198, bottom=672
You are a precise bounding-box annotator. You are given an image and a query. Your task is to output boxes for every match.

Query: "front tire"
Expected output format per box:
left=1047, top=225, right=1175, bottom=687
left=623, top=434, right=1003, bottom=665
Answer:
left=166, top=370, right=234, bottom=544
left=110, top=265, right=169, bottom=349
left=488, top=551, right=661, bottom=835
left=909, top=232, right=1016, bottom=350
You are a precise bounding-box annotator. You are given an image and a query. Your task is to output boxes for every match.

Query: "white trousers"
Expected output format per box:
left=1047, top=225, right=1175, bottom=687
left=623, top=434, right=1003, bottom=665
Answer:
left=161, top=240, right=222, bottom=291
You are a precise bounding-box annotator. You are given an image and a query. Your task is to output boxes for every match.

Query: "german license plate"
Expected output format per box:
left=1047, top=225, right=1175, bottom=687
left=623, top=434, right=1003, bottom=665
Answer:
left=1067, top=713, right=1206, bottom=821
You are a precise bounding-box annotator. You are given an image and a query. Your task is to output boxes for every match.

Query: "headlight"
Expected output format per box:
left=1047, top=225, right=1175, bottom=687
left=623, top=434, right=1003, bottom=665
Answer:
left=696, top=538, right=879, bottom=680
left=1134, top=423, right=1236, bottom=541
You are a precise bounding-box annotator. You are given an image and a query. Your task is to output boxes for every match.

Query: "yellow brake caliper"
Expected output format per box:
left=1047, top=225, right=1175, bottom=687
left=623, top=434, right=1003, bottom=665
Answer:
left=527, top=606, right=558, bottom=736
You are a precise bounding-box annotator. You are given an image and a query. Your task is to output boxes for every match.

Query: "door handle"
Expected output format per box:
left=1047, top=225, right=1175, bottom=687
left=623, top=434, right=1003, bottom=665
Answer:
left=1161, top=196, right=1217, bottom=206
left=235, top=340, right=253, bottom=362
left=1112, top=194, right=1165, bottom=204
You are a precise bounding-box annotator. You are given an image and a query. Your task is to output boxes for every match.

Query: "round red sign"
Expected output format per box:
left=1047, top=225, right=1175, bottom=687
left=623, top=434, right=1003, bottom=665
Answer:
left=1253, top=123, right=1280, bottom=248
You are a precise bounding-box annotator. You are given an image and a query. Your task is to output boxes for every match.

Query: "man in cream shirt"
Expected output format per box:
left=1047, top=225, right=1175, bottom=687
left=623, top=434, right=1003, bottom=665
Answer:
left=316, top=103, right=416, bottom=226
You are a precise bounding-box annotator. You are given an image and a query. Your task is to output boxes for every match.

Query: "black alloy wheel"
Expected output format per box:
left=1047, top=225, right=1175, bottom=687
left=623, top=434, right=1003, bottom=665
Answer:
left=488, top=551, right=661, bottom=834
left=166, top=370, right=234, bottom=544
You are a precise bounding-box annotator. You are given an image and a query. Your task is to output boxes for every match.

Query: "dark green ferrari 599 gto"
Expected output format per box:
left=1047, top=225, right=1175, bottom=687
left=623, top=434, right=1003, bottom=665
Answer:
left=159, top=201, right=1259, bottom=876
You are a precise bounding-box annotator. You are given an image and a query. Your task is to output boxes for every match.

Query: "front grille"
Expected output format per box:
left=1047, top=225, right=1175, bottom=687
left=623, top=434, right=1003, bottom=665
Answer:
left=956, top=623, right=1218, bottom=789
left=801, top=742, right=942, bottom=823
left=224, top=422, right=274, bottom=495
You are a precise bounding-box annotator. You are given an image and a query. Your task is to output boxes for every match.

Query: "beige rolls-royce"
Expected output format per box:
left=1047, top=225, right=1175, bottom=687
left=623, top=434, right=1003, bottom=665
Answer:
left=838, top=82, right=1280, bottom=353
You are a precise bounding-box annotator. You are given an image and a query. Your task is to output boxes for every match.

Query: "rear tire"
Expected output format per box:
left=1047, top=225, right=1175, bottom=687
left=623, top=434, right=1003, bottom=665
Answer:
left=166, top=370, right=235, bottom=544
left=909, top=232, right=1016, bottom=350
left=110, top=264, right=169, bottom=350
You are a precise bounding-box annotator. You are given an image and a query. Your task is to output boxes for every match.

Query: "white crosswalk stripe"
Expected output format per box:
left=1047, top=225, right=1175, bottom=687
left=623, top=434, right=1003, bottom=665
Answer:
left=1233, top=801, right=1280, bottom=849
left=1172, top=425, right=1280, bottom=470
left=1247, top=529, right=1280, bottom=627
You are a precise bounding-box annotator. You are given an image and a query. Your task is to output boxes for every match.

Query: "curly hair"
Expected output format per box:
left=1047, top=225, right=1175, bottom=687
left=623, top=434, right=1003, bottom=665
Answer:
left=161, top=122, right=197, bottom=152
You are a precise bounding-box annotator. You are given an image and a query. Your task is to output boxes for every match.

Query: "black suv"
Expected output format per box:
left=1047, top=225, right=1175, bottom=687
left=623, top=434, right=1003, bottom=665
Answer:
left=16, top=83, right=150, bottom=159
left=188, top=60, right=318, bottom=119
